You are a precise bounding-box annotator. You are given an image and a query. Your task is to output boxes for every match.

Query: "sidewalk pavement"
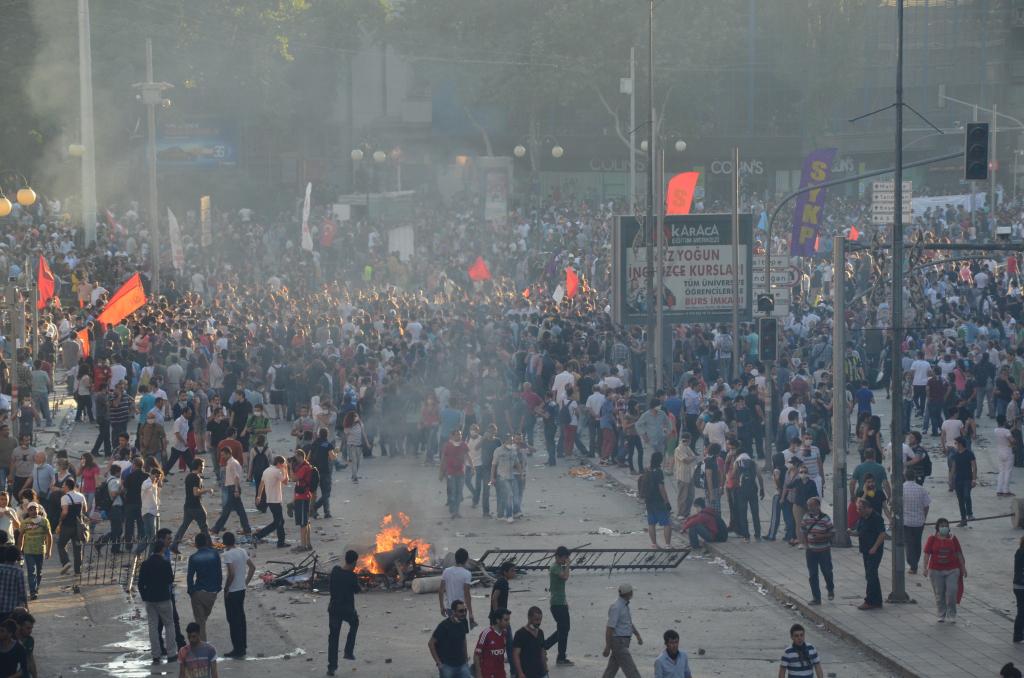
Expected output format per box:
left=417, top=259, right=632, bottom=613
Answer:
left=594, top=405, right=1024, bottom=678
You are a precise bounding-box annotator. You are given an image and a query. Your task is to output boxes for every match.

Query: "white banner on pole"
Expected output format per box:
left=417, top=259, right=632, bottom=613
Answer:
left=167, top=207, right=185, bottom=272
left=301, top=182, right=313, bottom=252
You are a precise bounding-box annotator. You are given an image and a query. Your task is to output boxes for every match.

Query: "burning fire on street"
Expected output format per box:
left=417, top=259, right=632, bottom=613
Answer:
left=356, top=512, right=433, bottom=578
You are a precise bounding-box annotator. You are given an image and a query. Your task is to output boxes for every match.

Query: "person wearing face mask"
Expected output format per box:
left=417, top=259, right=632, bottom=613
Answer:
left=784, top=460, right=818, bottom=548
left=855, top=474, right=890, bottom=523
left=923, top=517, right=967, bottom=623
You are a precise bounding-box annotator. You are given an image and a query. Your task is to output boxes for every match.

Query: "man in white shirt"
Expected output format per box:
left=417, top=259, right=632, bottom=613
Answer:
left=220, top=531, right=256, bottom=658
left=438, top=547, right=475, bottom=629
left=909, top=352, right=932, bottom=418
left=552, top=364, right=576, bottom=406
left=212, top=447, right=252, bottom=535
left=254, top=456, right=289, bottom=548
left=163, top=408, right=193, bottom=475
left=995, top=416, right=1015, bottom=496
left=585, top=386, right=607, bottom=457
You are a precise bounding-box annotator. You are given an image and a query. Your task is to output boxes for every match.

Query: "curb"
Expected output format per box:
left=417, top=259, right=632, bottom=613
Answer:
left=706, top=544, right=920, bottom=678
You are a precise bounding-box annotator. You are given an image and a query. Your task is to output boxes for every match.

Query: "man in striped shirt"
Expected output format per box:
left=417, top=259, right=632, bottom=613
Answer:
left=778, top=624, right=824, bottom=678
left=799, top=497, right=835, bottom=605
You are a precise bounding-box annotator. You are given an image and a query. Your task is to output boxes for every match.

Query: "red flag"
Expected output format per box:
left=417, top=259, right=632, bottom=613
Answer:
left=814, top=235, right=820, bottom=252
left=467, top=257, right=491, bottom=282
left=77, top=328, right=90, bottom=358
left=521, top=288, right=530, bottom=299
left=36, top=256, right=55, bottom=310
left=96, top=273, right=147, bottom=326
left=666, top=172, right=700, bottom=215
left=565, top=267, right=579, bottom=299
left=848, top=225, right=860, bottom=241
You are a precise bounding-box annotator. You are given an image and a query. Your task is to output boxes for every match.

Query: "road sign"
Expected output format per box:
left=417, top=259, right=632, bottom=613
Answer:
left=612, top=214, right=753, bottom=325
left=871, top=180, right=913, bottom=225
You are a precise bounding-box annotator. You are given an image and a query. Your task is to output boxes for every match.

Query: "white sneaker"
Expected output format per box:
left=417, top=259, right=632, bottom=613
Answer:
left=506, top=517, right=514, bottom=523
left=937, top=616, right=945, bottom=623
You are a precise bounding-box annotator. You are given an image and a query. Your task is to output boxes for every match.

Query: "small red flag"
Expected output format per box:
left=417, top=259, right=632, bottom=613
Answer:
left=521, top=288, right=530, bottom=299
left=814, top=235, right=820, bottom=252
left=77, top=328, right=90, bottom=358
left=467, top=257, right=491, bottom=282
left=565, top=267, right=579, bottom=299
left=96, top=273, right=147, bottom=326
left=666, top=171, right=701, bottom=215
left=36, top=256, right=55, bottom=310
left=848, top=225, right=860, bottom=241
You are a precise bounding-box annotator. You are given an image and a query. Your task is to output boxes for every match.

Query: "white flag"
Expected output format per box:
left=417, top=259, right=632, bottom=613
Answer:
left=552, top=284, right=565, bottom=304
left=167, top=207, right=185, bottom=272
left=301, top=182, right=313, bottom=252
left=199, top=195, right=211, bottom=247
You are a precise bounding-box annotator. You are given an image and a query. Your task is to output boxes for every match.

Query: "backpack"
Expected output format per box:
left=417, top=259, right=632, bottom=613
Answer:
left=775, top=424, right=790, bottom=453
left=916, top=446, right=932, bottom=478
left=559, top=402, right=572, bottom=426
left=718, top=334, right=734, bottom=354
left=95, top=477, right=113, bottom=513
left=737, top=458, right=757, bottom=490
left=308, top=464, right=321, bottom=496
left=693, top=459, right=707, bottom=489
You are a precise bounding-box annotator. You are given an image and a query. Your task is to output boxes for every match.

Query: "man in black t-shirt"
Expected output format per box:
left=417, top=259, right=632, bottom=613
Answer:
left=512, top=606, right=548, bottom=678
left=490, top=561, right=514, bottom=612
left=171, top=459, right=213, bottom=554
left=122, top=457, right=147, bottom=547
left=851, top=498, right=886, bottom=610
left=429, top=601, right=470, bottom=674
left=327, top=550, right=361, bottom=674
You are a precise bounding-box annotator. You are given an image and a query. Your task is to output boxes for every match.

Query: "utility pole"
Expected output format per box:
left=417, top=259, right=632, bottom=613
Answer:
left=655, top=148, right=665, bottom=390
left=629, top=46, right=637, bottom=215
left=831, top=235, right=851, bottom=546
left=77, top=0, right=97, bottom=245
left=644, top=0, right=656, bottom=395
left=731, top=146, right=741, bottom=380
left=134, top=39, right=172, bottom=297
left=888, top=0, right=910, bottom=604
left=992, top=103, right=998, bottom=231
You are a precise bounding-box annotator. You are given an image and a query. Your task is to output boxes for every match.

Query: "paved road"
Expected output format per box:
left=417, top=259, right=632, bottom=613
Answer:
left=30, top=393, right=893, bottom=677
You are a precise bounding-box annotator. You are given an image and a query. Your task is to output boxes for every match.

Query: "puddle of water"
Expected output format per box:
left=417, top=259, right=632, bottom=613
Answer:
left=77, top=608, right=306, bottom=676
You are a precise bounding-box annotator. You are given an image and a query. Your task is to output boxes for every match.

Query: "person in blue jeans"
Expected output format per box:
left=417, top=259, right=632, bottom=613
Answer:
left=17, top=502, right=50, bottom=600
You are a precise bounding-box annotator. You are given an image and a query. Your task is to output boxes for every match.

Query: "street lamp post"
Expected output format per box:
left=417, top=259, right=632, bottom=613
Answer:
left=132, top=38, right=173, bottom=297
left=645, top=0, right=656, bottom=396
left=78, top=0, right=98, bottom=246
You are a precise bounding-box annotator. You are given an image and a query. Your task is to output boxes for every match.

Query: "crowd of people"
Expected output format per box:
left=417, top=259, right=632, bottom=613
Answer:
left=0, top=179, right=1019, bottom=676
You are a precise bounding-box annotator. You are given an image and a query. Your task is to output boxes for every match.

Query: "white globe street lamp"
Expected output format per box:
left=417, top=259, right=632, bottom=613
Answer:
left=372, top=150, right=387, bottom=163
left=551, top=145, right=564, bottom=158
left=513, top=145, right=527, bottom=158
left=674, top=140, right=687, bottom=153
left=350, top=149, right=364, bottom=161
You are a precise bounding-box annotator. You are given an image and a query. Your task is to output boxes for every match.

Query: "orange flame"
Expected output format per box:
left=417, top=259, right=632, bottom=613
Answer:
left=356, top=512, right=432, bottom=575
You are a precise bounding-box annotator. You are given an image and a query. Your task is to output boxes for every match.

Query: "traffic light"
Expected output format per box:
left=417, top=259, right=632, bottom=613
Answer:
left=964, top=123, right=989, bottom=181
left=757, top=293, right=774, bottom=313
left=758, top=317, right=778, bottom=362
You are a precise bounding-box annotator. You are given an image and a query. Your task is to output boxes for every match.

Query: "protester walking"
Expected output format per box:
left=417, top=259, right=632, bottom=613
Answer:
left=16, top=502, right=50, bottom=600
left=211, top=446, right=251, bottom=535
left=172, top=459, right=214, bottom=553
left=138, top=541, right=176, bottom=665
left=799, top=497, right=835, bottom=605
left=778, top=623, right=824, bottom=678
left=601, top=583, right=643, bottom=678
left=253, top=455, right=289, bottom=548
left=429, top=601, right=471, bottom=677
left=56, top=477, right=86, bottom=593
left=902, top=467, right=931, bottom=574
left=923, top=517, right=967, bottom=623
left=327, top=549, right=362, bottom=674
left=177, top=622, right=219, bottom=677
left=644, top=452, right=672, bottom=549
left=672, top=434, right=698, bottom=519
left=440, top=430, right=469, bottom=519
left=186, top=532, right=222, bottom=641
left=850, top=498, right=885, bottom=610
left=654, top=629, right=693, bottom=678
left=543, top=545, right=574, bottom=666
left=220, top=531, right=255, bottom=658
left=511, top=607, right=548, bottom=678
left=474, top=608, right=510, bottom=678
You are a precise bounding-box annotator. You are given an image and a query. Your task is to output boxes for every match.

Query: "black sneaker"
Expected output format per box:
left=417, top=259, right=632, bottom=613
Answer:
left=276, top=542, right=291, bottom=548
left=556, top=658, right=574, bottom=666
left=151, top=658, right=161, bottom=665
left=827, top=590, right=835, bottom=601
left=343, top=654, right=355, bottom=660
left=286, top=503, right=294, bottom=518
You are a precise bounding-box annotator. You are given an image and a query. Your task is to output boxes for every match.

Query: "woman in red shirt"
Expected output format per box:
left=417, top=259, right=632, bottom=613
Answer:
left=923, top=517, right=967, bottom=623
left=291, top=450, right=315, bottom=552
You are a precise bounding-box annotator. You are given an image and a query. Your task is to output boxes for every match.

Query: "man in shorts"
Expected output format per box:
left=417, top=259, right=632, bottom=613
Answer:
left=644, top=452, right=673, bottom=549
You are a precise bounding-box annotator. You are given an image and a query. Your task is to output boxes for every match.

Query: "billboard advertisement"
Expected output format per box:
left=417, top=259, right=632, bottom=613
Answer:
left=157, top=121, right=237, bottom=168
left=613, top=213, right=753, bottom=325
